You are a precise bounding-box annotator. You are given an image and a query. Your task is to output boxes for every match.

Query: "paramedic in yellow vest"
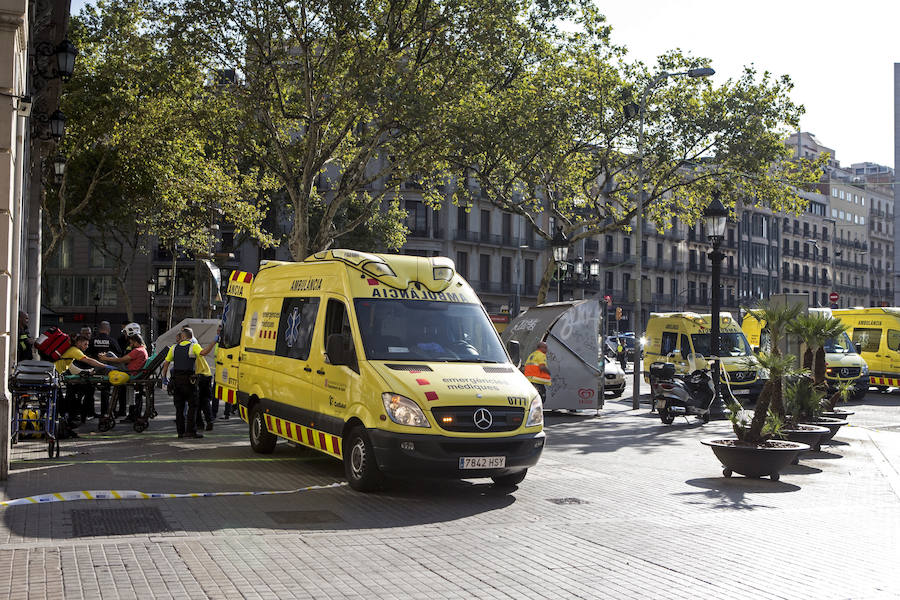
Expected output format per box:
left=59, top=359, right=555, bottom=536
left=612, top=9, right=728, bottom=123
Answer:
left=524, top=341, right=552, bottom=402
left=54, top=334, right=112, bottom=427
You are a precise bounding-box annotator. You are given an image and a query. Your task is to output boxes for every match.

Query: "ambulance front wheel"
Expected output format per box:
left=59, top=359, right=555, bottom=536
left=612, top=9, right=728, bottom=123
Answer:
left=249, top=405, right=277, bottom=454
left=344, top=426, right=384, bottom=492
left=491, top=469, right=527, bottom=487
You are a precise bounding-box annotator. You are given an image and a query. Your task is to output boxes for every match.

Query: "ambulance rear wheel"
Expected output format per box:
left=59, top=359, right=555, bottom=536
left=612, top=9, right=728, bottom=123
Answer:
left=344, top=426, right=384, bottom=492
left=249, top=405, right=276, bottom=454
left=491, top=470, right=527, bottom=487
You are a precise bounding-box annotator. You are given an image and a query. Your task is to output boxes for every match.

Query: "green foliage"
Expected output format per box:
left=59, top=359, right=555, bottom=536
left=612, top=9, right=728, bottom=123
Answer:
left=783, top=375, right=825, bottom=426
left=157, top=0, right=578, bottom=259
left=728, top=400, right=783, bottom=443
left=788, top=314, right=848, bottom=384
left=823, top=380, right=855, bottom=412
left=48, top=0, right=276, bottom=265
left=445, top=8, right=826, bottom=301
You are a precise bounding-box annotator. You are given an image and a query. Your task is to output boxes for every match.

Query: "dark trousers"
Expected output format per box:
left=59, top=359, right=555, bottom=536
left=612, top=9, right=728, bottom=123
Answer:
left=78, top=384, right=96, bottom=420
left=196, top=375, right=212, bottom=426
left=97, top=382, right=111, bottom=416
left=172, top=380, right=198, bottom=435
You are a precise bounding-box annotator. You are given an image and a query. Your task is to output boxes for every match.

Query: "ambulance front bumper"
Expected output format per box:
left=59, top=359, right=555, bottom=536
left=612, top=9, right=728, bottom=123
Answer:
left=369, top=429, right=545, bottom=478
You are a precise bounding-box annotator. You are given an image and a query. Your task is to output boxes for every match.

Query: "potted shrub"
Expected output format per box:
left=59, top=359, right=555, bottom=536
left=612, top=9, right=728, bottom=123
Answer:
left=781, top=375, right=830, bottom=453
left=821, top=380, right=855, bottom=422
left=702, top=301, right=809, bottom=481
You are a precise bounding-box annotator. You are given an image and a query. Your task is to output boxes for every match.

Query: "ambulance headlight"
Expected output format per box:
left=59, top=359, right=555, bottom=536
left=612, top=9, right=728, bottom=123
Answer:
left=382, top=393, right=430, bottom=428
left=525, top=394, right=543, bottom=427
left=861, top=363, right=869, bottom=376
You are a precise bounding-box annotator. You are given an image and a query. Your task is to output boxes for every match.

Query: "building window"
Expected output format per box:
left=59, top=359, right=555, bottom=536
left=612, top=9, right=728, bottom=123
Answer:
left=501, top=256, right=512, bottom=289
left=405, top=200, right=428, bottom=237
left=656, top=277, right=664, bottom=295
left=502, top=213, right=512, bottom=245
left=457, top=206, right=469, bottom=231
left=671, top=278, right=678, bottom=300
left=624, top=237, right=631, bottom=256
left=605, top=271, right=614, bottom=291
left=605, top=235, right=613, bottom=253
left=480, top=210, right=491, bottom=242
left=688, top=280, right=696, bottom=304
left=46, top=237, right=74, bottom=269
left=456, top=251, right=468, bottom=278
left=479, top=254, right=490, bottom=284
left=524, top=259, right=534, bottom=292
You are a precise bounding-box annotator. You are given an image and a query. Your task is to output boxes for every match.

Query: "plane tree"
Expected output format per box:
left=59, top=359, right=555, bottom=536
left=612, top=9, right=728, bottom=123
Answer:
left=443, top=6, right=825, bottom=302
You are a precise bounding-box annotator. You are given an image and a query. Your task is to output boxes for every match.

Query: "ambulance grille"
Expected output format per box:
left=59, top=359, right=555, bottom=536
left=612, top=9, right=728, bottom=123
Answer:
left=432, top=406, right=524, bottom=433
left=385, top=364, right=433, bottom=372
left=482, top=366, right=514, bottom=373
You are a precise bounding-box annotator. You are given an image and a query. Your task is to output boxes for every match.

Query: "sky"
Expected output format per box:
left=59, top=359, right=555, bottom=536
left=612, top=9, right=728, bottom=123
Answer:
left=596, top=0, right=897, bottom=169
left=68, top=0, right=897, bottom=168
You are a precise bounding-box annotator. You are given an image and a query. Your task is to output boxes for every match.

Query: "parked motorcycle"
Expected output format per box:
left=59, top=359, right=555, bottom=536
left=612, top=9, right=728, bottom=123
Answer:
left=649, top=358, right=717, bottom=425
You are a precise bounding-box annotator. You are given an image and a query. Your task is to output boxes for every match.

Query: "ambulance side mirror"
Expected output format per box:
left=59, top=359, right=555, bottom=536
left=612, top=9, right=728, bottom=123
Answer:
left=855, top=342, right=862, bottom=354
left=507, top=340, right=520, bottom=367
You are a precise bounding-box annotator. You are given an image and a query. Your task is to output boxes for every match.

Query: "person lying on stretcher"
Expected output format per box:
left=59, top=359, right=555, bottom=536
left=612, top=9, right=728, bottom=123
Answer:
left=100, top=333, right=148, bottom=374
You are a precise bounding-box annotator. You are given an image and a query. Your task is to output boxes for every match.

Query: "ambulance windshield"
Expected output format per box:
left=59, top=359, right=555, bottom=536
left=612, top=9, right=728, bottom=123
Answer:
left=353, top=299, right=507, bottom=363
left=824, top=332, right=855, bottom=354
left=690, top=332, right=752, bottom=357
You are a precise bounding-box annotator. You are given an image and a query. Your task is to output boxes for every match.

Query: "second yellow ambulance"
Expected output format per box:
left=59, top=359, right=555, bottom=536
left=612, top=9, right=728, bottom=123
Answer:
left=643, top=312, right=764, bottom=401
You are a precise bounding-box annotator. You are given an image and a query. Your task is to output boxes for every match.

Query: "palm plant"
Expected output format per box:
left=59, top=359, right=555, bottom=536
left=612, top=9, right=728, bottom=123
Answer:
left=823, top=380, right=855, bottom=412
left=788, top=314, right=849, bottom=387
left=743, top=300, right=803, bottom=421
left=731, top=350, right=798, bottom=443
left=783, top=374, right=824, bottom=427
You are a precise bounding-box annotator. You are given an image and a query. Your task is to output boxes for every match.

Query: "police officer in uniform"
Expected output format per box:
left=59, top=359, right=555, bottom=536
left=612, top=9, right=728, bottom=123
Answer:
left=161, top=328, right=204, bottom=439
left=87, top=321, right=122, bottom=418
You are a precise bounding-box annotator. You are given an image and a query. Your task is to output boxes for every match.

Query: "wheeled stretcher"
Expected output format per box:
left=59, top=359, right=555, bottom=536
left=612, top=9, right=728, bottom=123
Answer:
left=10, top=360, right=61, bottom=458
left=64, top=346, right=169, bottom=433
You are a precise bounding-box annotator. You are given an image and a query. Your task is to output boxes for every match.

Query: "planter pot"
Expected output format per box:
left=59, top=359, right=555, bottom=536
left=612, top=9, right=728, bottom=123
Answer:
left=802, top=416, right=849, bottom=442
left=781, top=424, right=830, bottom=453
left=702, top=439, right=809, bottom=481
left=821, top=409, right=854, bottom=421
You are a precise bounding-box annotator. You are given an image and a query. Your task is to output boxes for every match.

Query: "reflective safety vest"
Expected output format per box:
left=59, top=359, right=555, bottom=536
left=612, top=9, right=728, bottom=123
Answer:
left=523, top=349, right=551, bottom=385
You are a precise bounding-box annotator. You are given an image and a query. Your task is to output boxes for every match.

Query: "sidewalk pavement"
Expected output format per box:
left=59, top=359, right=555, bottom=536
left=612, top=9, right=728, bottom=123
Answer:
left=1, top=391, right=899, bottom=599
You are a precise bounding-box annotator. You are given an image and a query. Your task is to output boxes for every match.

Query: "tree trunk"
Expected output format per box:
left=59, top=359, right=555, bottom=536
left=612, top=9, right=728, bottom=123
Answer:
left=769, top=377, right=785, bottom=420
left=746, top=379, right=774, bottom=443
left=814, top=348, right=827, bottom=387
left=536, top=259, right=557, bottom=305
left=803, top=348, right=813, bottom=370
left=167, top=251, right=177, bottom=331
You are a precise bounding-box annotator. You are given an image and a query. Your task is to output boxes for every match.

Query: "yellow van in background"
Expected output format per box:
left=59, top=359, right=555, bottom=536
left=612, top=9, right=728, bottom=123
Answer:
left=216, top=250, right=545, bottom=492
left=741, top=308, right=869, bottom=400
left=644, top=312, right=764, bottom=401
left=833, top=307, right=900, bottom=392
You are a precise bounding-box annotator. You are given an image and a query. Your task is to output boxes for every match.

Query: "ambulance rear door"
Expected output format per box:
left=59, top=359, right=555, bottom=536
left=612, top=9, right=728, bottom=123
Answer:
left=216, top=270, right=254, bottom=419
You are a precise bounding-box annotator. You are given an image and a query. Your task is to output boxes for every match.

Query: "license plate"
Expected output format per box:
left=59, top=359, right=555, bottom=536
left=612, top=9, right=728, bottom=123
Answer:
left=459, top=456, right=506, bottom=469
left=733, top=389, right=750, bottom=395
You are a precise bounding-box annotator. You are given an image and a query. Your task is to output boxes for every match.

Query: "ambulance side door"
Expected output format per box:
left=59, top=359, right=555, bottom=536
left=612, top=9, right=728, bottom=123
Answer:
left=307, top=297, right=360, bottom=443
left=270, top=296, right=320, bottom=418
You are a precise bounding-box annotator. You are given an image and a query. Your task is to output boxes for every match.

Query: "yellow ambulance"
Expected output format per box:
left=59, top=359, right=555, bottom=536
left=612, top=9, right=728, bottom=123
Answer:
left=741, top=308, right=869, bottom=400
left=832, top=307, right=900, bottom=393
left=216, top=250, right=545, bottom=491
left=644, top=312, right=764, bottom=401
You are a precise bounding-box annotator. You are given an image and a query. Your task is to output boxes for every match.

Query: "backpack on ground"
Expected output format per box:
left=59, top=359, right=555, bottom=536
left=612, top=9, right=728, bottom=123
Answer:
left=35, top=327, right=72, bottom=361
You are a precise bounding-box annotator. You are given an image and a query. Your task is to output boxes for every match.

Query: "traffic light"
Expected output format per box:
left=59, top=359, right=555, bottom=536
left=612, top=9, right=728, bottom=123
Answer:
left=615, top=306, right=622, bottom=321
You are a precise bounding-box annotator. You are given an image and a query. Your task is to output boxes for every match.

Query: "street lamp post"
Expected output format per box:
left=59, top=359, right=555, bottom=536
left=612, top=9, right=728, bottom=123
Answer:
left=147, top=278, right=156, bottom=353
left=625, top=66, right=715, bottom=411
left=704, top=194, right=729, bottom=419
left=552, top=227, right=569, bottom=302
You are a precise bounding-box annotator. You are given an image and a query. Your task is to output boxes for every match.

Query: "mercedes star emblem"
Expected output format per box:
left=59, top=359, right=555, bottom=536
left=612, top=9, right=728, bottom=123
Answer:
left=473, top=408, right=493, bottom=430
left=841, top=368, right=849, bottom=377
left=734, top=371, right=745, bottom=381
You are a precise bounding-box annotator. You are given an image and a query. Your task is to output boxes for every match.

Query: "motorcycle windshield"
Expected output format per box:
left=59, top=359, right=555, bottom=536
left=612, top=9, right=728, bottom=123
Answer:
left=690, top=332, right=752, bottom=358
